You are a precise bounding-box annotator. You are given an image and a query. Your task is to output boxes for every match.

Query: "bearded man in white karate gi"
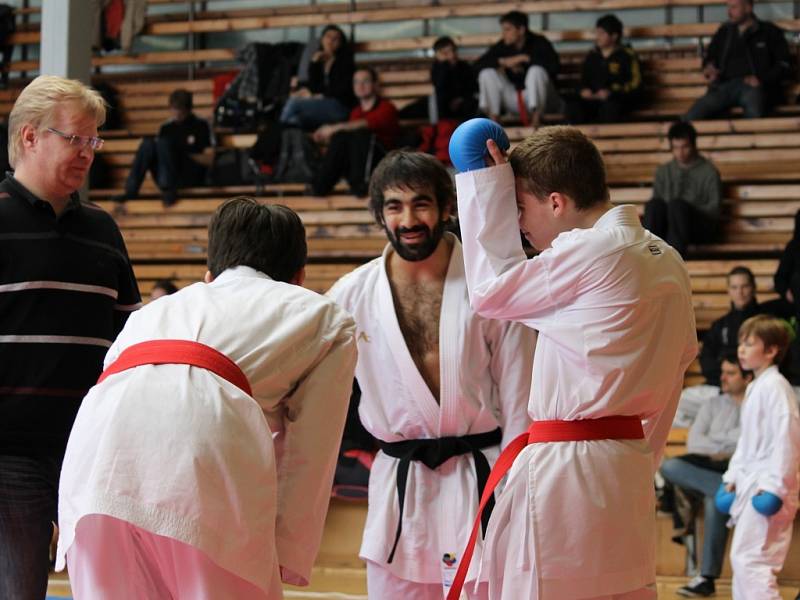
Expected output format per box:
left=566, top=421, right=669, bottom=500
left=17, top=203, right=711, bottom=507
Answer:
left=449, top=126, right=698, bottom=600
left=56, top=197, right=358, bottom=599
left=327, top=150, right=535, bottom=600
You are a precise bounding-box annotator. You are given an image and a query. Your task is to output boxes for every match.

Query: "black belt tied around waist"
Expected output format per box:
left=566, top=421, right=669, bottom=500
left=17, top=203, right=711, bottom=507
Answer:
left=378, top=427, right=502, bottom=563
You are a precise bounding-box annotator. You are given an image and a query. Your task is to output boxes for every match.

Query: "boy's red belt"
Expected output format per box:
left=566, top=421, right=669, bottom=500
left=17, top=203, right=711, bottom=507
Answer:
left=446, top=415, right=644, bottom=600
left=97, top=339, right=251, bottom=396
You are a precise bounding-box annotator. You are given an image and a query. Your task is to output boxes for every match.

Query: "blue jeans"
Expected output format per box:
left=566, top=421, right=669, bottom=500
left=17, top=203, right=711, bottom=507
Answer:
left=685, top=78, right=766, bottom=120
left=279, top=96, right=349, bottom=130
left=660, top=456, right=729, bottom=578
left=0, top=454, right=59, bottom=600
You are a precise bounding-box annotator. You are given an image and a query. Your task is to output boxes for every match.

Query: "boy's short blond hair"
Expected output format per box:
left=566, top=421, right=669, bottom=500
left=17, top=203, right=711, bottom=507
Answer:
left=738, top=314, right=792, bottom=365
left=8, top=75, right=107, bottom=168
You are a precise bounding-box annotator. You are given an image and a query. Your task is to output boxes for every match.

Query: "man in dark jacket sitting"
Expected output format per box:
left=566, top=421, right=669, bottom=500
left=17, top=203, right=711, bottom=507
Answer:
left=474, top=10, right=561, bottom=127
left=685, top=0, right=790, bottom=120
left=565, top=14, right=642, bottom=124
left=114, top=89, right=212, bottom=209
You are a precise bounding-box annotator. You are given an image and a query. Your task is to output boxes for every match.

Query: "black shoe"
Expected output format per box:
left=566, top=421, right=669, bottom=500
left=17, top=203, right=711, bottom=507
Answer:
left=161, top=190, right=178, bottom=207
left=676, top=576, right=716, bottom=597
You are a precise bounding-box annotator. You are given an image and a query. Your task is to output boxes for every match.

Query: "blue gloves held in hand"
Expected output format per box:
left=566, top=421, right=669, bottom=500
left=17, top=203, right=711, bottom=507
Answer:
left=714, top=483, right=735, bottom=515
left=449, top=118, right=510, bottom=173
left=752, top=491, right=783, bottom=516
left=714, top=483, right=783, bottom=516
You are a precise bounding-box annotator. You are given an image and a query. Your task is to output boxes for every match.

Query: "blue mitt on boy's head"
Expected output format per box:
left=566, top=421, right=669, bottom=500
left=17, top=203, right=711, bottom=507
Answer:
left=714, top=483, right=735, bottom=515
left=752, top=491, right=783, bottom=516
left=449, top=118, right=510, bottom=173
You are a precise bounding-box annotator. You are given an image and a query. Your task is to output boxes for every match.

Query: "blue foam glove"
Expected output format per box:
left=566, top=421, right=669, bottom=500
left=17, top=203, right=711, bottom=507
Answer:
left=714, top=483, right=736, bottom=515
left=752, top=491, right=783, bottom=516
left=449, top=118, right=510, bottom=173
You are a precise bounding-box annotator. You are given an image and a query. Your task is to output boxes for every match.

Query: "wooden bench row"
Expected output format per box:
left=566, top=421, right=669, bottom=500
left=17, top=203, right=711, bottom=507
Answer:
left=3, top=2, right=799, bottom=82
left=8, top=0, right=800, bottom=47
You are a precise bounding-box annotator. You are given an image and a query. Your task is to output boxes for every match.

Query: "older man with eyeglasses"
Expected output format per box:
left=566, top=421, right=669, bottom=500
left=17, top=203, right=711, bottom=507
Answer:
left=0, top=75, right=140, bottom=600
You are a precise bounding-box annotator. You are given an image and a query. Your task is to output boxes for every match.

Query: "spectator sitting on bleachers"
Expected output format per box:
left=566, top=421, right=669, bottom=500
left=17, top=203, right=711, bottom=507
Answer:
left=661, top=353, right=750, bottom=599
left=565, top=14, right=642, bottom=124
left=114, top=89, right=212, bottom=210
left=474, top=10, right=561, bottom=128
left=399, top=36, right=479, bottom=124
left=685, top=0, right=790, bottom=120
left=774, top=209, right=800, bottom=317
left=310, top=67, right=399, bottom=197
left=674, top=266, right=761, bottom=427
left=150, top=279, right=179, bottom=301
left=642, top=121, right=722, bottom=257
left=279, top=25, right=356, bottom=131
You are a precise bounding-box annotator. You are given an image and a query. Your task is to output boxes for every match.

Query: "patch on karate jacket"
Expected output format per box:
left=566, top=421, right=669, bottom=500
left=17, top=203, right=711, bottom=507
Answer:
left=648, top=243, right=662, bottom=255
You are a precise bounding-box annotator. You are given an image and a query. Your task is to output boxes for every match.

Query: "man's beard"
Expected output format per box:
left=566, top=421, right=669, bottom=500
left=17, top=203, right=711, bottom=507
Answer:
left=385, top=220, right=446, bottom=262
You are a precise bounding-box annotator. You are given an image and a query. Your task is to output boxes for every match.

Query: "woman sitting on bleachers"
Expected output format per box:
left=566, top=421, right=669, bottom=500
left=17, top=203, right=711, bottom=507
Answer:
left=279, top=25, right=356, bottom=131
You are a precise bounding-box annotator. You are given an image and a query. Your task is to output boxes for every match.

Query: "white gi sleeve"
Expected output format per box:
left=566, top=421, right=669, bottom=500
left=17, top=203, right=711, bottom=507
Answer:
left=455, top=164, right=584, bottom=323
left=643, top=331, right=698, bottom=471
left=274, top=311, right=358, bottom=586
left=485, top=318, right=536, bottom=448
left=757, top=389, right=800, bottom=500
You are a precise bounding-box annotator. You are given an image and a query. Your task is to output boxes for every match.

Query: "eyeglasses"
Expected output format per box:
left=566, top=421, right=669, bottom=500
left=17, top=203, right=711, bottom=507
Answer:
left=46, top=127, right=104, bottom=151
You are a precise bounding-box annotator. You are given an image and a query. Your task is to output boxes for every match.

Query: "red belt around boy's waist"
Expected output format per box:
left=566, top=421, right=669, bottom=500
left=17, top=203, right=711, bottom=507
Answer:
left=97, top=339, right=252, bottom=397
left=446, top=415, right=644, bottom=600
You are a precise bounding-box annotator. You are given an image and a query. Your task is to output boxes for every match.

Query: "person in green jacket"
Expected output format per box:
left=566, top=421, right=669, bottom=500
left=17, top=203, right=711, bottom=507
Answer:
left=643, top=121, right=723, bottom=256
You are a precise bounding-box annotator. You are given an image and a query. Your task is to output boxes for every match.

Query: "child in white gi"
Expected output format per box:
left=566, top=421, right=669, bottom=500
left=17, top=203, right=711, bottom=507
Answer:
left=723, top=314, right=800, bottom=599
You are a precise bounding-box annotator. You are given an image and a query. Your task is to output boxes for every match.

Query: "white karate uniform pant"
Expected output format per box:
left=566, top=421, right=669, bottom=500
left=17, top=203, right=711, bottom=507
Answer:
left=366, top=560, right=489, bottom=600
left=488, top=555, right=657, bottom=600
left=730, top=502, right=796, bottom=600
left=478, top=66, right=561, bottom=117
left=66, top=514, right=277, bottom=600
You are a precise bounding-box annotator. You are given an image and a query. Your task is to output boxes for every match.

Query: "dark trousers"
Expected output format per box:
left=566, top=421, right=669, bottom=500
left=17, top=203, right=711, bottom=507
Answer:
left=565, top=96, right=635, bottom=124
left=124, top=137, right=206, bottom=199
left=311, top=129, right=384, bottom=197
left=661, top=455, right=730, bottom=579
left=0, top=455, right=60, bottom=600
left=643, top=197, right=718, bottom=256
left=685, top=78, right=767, bottom=120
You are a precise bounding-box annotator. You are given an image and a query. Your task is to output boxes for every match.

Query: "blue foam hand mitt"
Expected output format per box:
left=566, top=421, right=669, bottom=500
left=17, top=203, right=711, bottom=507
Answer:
left=752, top=491, right=783, bottom=516
left=714, top=483, right=735, bottom=515
left=449, top=118, right=510, bottom=173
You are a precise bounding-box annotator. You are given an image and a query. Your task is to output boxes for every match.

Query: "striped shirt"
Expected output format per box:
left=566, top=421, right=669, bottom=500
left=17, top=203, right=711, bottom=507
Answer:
left=0, top=175, right=141, bottom=460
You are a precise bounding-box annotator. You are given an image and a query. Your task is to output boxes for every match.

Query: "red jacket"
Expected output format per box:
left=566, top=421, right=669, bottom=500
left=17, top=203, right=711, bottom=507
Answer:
left=350, top=97, right=399, bottom=150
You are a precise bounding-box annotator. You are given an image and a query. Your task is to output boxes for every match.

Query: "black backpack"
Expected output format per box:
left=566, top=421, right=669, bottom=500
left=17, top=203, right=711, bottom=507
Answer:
left=273, top=127, right=319, bottom=184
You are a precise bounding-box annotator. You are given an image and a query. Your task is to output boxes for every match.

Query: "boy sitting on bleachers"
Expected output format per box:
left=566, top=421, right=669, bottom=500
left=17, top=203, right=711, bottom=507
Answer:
left=114, top=89, right=212, bottom=210
left=474, top=10, right=561, bottom=127
left=399, top=36, right=479, bottom=124
left=642, top=121, right=722, bottom=257
left=565, top=15, right=642, bottom=124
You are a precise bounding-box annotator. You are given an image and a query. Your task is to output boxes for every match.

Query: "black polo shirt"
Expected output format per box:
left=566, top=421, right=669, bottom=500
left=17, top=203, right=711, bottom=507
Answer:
left=0, top=175, right=141, bottom=461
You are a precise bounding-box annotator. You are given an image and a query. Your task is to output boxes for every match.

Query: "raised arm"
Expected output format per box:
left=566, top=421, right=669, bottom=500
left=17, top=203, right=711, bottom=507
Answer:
left=455, top=162, right=582, bottom=323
